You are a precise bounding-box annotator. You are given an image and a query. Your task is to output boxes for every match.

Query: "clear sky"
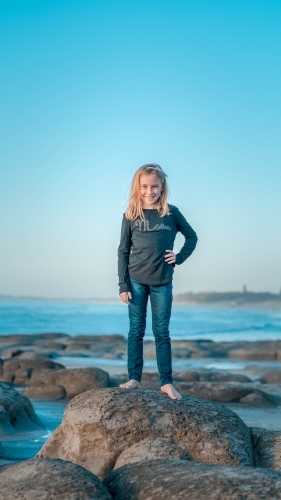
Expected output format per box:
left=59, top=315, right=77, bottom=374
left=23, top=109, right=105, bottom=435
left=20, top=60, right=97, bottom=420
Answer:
left=0, top=0, right=280, bottom=298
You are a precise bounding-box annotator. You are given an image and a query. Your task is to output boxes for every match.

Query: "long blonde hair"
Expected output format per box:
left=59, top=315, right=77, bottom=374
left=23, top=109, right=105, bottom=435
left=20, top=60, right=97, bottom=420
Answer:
left=125, top=164, right=169, bottom=220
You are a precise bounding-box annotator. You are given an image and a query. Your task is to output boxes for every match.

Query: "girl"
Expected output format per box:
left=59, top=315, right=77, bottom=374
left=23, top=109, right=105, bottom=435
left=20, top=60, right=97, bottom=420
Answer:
left=118, top=164, right=198, bottom=400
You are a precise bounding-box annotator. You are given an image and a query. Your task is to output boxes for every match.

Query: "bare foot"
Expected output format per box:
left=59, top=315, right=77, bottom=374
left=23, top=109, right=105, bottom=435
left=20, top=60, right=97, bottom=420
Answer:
left=161, top=384, right=182, bottom=400
left=119, top=379, right=140, bottom=390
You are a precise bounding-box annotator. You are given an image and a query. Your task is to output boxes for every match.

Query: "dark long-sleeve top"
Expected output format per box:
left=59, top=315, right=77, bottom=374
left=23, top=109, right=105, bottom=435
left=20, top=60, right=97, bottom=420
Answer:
left=118, top=205, right=198, bottom=293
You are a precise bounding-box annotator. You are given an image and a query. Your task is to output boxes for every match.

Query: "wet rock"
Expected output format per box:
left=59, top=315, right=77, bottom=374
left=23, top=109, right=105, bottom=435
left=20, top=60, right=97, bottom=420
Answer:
left=37, top=388, right=254, bottom=478
left=43, top=367, right=110, bottom=398
left=0, top=458, right=112, bottom=500
left=23, top=383, right=66, bottom=400
left=104, top=458, right=281, bottom=500
left=251, top=427, right=281, bottom=471
left=0, top=383, right=44, bottom=434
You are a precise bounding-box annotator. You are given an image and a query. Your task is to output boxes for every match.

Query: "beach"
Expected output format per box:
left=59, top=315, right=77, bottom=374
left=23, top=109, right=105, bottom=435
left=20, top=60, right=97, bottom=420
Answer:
left=0, top=300, right=281, bottom=497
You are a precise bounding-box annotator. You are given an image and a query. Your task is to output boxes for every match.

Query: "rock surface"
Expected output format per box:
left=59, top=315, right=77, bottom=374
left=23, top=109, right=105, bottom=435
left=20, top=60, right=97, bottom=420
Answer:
left=0, top=383, right=44, bottom=434
left=104, top=458, right=281, bottom=500
left=114, top=437, right=191, bottom=469
left=37, top=388, right=254, bottom=478
left=0, top=358, right=65, bottom=386
left=0, top=458, right=112, bottom=500
left=251, top=427, right=281, bottom=471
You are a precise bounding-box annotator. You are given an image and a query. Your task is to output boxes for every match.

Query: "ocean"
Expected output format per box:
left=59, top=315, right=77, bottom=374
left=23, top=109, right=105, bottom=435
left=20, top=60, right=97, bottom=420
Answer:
left=0, top=298, right=281, bottom=342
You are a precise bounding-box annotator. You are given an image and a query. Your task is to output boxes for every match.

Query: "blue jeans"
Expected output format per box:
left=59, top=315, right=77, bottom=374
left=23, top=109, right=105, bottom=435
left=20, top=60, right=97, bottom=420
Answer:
left=127, top=278, right=173, bottom=386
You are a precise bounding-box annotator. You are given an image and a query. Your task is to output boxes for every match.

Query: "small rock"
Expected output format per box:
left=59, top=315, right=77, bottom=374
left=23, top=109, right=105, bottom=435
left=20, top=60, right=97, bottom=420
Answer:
left=0, top=383, right=44, bottom=434
left=23, top=383, right=66, bottom=400
left=240, top=392, right=276, bottom=408
left=260, top=369, right=281, bottom=384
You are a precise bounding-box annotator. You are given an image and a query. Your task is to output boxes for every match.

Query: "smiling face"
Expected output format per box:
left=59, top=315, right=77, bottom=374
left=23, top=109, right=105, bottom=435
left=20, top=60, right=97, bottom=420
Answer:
left=139, top=172, right=163, bottom=208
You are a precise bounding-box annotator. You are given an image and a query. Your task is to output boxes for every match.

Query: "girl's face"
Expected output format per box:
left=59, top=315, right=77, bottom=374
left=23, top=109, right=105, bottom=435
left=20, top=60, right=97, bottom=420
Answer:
left=139, top=173, right=163, bottom=208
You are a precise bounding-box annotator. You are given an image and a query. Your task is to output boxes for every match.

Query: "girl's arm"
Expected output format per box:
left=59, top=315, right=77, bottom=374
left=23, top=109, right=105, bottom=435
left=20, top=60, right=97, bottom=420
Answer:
left=118, top=215, right=132, bottom=293
left=172, top=206, right=198, bottom=265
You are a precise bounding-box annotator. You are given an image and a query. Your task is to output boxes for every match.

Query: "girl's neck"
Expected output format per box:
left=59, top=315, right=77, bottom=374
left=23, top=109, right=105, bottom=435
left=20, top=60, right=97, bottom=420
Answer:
left=141, top=202, right=160, bottom=210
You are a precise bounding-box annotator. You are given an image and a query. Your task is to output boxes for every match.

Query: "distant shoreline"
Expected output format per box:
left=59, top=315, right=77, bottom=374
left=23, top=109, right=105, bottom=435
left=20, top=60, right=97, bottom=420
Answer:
left=1, top=291, right=281, bottom=310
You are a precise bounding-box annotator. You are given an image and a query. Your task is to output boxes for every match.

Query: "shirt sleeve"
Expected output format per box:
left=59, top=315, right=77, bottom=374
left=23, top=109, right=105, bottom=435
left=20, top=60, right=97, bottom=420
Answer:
left=117, top=214, right=132, bottom=293
left=172, top=206, right=198, bottom=265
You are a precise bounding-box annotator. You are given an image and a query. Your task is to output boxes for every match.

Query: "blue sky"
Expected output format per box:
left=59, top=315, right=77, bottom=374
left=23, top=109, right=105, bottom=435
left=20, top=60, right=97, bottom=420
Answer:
left=0, top=0, right=280, bottom=298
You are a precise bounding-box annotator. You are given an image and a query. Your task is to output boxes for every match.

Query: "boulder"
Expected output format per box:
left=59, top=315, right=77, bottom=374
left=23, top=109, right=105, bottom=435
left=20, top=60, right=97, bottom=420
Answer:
left=174, top=369, right=251, bottom=383
left=173, top=370, right=200, bottom=382
left=260, top=369, right=281, bottom=384
left=140, top=380, right=281, bottom=407
left=0, top=383, right=44, bottom=434
left=0, top=348, right=23, bottom=359
left=141, top=380, right=251, bottom=402
left=37, top=388, right=254, bottom=479
left=23, top=383, right=66, bottom=400
left=43, top=367, right=110, bottom=398
left=251, top=427, right=281, bottom=471
left=0, top=458, right=112, bottom=500
left=239, top=392, right=276, bottom=408
left=0, top=358, right=65, bottom=386
left=104, top=458, right=281, bottom=500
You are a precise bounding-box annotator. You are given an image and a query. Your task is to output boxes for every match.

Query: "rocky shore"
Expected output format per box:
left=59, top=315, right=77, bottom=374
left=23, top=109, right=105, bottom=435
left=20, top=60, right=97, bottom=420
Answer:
left=0, top=333, right=281, bottom=498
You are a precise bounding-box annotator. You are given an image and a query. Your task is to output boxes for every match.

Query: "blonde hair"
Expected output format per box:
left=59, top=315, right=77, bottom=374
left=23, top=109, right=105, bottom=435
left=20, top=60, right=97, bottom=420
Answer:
left=125, top=163, right=169, bottom=220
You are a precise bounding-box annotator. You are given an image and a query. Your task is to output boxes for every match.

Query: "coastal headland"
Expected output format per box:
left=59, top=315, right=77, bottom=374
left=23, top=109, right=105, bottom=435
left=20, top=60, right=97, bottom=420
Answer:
left=174, top=290, right=281, bottom=309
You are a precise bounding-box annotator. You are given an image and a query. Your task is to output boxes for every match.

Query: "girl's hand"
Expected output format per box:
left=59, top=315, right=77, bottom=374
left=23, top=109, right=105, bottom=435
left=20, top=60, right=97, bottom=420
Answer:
left=165, top=249, right=176, bottom=264
left=119, top=291, right=132, bottom=305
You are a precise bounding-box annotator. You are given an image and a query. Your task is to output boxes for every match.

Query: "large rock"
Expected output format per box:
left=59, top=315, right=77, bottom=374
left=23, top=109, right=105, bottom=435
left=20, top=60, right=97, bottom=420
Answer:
left=251, top=427, right=281, bottom=471
left=0, top=383, right=44, bottom=434
left=0, top=458, right=112, bottom=500
left=37, top=388, right=254, bottom=478
left=42, top=367, right=110, bottom=398
left=104, top=458, right=281, bottom=500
